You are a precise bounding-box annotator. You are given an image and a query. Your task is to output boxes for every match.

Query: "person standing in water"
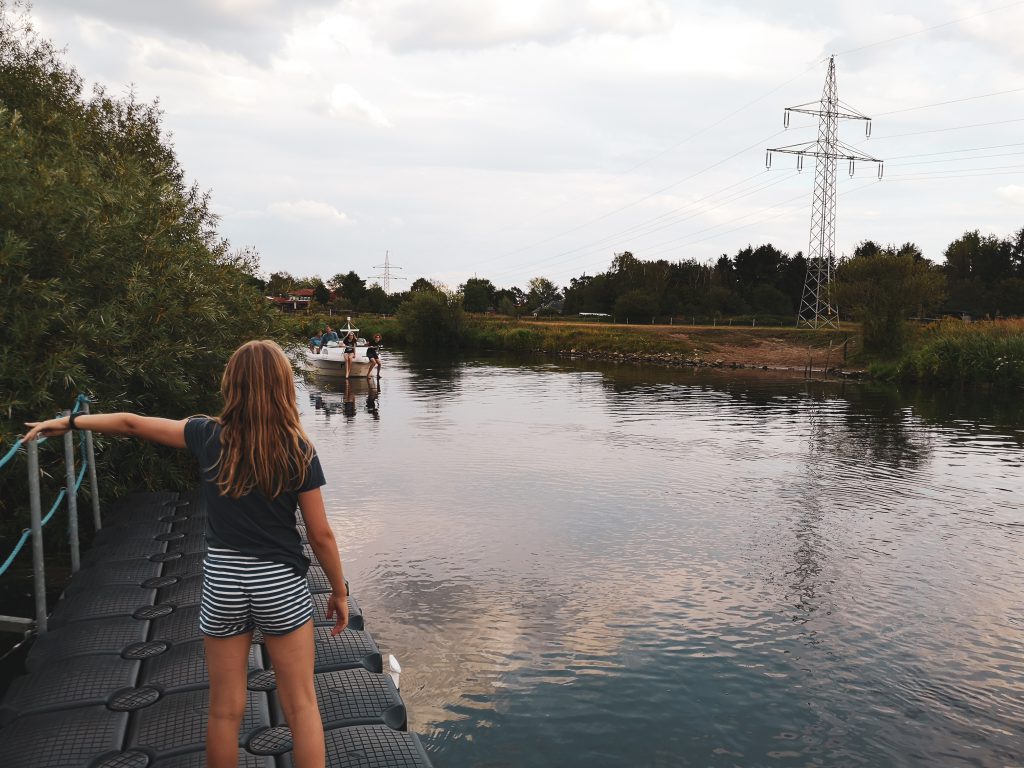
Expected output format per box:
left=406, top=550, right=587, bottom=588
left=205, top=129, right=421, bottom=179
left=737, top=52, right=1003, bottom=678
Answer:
left=342, top=331, right=358, bottom=378
left=23, top=340, right=348, bottom=768
left=365, top=333, right=383, bottom=378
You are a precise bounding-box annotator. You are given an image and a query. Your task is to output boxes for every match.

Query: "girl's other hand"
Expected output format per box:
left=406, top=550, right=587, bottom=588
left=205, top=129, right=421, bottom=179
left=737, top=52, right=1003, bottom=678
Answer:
left=326, top=592, right=350, bottom=636
left=22, top=418, right=69, bottom=442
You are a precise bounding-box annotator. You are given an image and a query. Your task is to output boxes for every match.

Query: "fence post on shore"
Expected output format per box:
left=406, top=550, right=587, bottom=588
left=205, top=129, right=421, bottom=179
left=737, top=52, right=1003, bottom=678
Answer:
left=63, top=410, right=81, bottom=573
left=27, top=440, right=48, bottom=634
left=83, top=399, right=102, bottom=531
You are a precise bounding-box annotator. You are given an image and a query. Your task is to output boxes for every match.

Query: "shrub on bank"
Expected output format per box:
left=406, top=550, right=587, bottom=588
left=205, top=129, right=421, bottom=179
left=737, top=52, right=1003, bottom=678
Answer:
left=396, top=290, right=465, bottom=348
left=897, top=319, right=1024, bottom=387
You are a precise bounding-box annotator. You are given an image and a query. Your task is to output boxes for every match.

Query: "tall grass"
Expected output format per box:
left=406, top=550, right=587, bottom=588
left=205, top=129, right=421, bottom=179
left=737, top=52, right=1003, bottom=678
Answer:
left=898, top=319, right=1024, bottom=387
left=461, top=318, right=696, bottom=356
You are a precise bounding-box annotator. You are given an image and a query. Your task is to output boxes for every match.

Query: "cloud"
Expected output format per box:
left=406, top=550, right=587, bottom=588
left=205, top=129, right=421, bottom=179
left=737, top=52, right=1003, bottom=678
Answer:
left=39, top=0, right=337, bottom=63
left=326, top=83, right=393, bottom=127
left=367, top=0, right=672, bottom=52
left=996, top=185, right=1024, bottom=206
left=267, top=200, right=354, bottom=225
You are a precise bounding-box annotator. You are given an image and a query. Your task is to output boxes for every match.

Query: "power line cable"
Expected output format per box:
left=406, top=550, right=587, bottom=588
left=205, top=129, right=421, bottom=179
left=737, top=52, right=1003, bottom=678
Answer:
left=886, top=163, right=1024, bottom=177
left=887, top=150, right=1024, bottom=167
left=486, top=170, right=802, bottom=280
left=863, top=117, right=1024, bottom=141
left=834, top=0, right=1024, bottom=57
left=471, top=126, right=803, bottom=268
left=884, top=141, right=1024, bottom=159
left=874, top=87, right=1024, bottom=117
left=486, top=64, right=824, bottom=239
left=483, top=171, right=773, bottom=277
left=883, top=169, right=1024, bottom=180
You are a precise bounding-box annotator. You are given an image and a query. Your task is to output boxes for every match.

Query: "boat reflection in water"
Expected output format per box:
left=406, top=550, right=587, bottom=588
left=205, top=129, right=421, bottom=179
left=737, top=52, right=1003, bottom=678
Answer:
left=308, top=377, right=380, bottom=421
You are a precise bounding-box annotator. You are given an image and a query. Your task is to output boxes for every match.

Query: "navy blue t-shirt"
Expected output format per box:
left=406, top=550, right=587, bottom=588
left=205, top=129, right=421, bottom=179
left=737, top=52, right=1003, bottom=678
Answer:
left=184, top=417, right=325, bottom=576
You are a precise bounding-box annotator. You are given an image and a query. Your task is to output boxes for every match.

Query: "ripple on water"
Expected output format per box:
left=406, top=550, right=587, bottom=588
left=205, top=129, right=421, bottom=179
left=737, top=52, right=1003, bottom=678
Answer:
left=297, top=356, right=1024, bottom=767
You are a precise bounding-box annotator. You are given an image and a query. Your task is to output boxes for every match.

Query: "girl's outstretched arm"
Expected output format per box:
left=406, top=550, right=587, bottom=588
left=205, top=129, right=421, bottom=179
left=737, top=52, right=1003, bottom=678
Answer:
left=23, top=413, right=188, bottom=448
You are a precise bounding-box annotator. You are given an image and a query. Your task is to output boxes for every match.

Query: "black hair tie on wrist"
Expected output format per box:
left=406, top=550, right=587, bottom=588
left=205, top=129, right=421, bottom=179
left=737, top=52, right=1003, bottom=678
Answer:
left=68, top=412, right=79, bottom=431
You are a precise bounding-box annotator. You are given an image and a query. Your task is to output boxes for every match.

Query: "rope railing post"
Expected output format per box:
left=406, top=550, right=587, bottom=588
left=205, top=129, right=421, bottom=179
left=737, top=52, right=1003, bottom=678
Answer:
left=63, top=409, right=81, bottom=574
left=82, top=399, right=102, bottom=531
left=26, top=440, right=48, bottom=634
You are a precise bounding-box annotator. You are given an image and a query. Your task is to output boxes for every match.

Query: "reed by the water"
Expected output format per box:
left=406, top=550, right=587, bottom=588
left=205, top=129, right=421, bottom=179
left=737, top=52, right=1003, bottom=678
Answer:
left=894, top=319, right=1024, bottom=387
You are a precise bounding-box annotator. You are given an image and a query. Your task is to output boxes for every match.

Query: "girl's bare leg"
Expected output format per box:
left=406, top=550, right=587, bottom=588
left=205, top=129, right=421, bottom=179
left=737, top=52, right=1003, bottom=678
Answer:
left=264, top=621, right=325, bottom=768
left=204, top=632, right=254, bottom=768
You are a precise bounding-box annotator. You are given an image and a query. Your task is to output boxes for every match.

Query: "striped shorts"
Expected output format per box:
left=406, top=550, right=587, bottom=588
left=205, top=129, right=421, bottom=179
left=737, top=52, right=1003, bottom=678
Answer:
left=200, top=546, right=313, bottom=637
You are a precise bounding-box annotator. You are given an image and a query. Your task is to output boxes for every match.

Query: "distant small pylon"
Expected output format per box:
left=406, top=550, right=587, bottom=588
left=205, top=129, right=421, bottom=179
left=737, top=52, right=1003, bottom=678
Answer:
left=371, top=250, right=406, bottom=294
left=766, top=56, right=883, bottom=329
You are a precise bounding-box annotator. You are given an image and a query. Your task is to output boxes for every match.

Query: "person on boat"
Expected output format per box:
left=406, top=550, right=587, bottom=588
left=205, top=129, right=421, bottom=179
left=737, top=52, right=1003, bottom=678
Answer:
left=22, top=340, right=348, bottom=768
left=309, top=329, right=323, bottom=354
left=321, top=326, right=339, bottom=347
left=365, top=333, right=382, bottom=378
left=342, top=331, right=358, bottom=378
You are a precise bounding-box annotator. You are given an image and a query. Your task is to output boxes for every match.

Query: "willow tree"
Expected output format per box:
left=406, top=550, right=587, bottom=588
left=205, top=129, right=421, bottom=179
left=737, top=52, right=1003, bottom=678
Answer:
left=0, top=3, right=285, bottom=502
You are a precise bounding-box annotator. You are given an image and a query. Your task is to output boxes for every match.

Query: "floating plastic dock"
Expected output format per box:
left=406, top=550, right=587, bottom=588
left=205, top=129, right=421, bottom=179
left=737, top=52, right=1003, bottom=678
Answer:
left=0, top=490, right=433, bottom=767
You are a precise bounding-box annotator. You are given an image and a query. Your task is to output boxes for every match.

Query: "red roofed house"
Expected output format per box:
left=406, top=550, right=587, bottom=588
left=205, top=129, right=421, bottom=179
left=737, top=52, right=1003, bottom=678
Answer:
left=267, top=288, right=315, bottom=312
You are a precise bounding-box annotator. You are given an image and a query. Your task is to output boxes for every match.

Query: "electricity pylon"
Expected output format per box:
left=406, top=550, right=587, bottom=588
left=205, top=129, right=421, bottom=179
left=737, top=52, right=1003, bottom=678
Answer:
left=767, top=55, right=883, bottom=329
left=371, top=250, right=405, bottom=294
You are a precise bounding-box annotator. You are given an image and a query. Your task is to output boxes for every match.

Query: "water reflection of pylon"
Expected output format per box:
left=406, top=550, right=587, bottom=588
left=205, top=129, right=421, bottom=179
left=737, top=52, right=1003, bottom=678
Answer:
left=767, top=56, right=883, bottom=329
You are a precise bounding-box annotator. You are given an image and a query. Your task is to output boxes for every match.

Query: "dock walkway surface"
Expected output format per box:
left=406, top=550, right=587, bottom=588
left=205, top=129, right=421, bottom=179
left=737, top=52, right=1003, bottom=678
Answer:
left=0, top=490, right=434, bottom=768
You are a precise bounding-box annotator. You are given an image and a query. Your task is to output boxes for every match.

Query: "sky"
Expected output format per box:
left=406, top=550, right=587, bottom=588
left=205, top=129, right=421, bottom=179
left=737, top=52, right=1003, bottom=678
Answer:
left=25, top=0, right=1024, bottom=291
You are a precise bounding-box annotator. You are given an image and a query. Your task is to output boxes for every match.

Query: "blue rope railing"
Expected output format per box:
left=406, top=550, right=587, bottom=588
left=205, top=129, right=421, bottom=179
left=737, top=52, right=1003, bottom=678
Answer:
left=0, top=394, right=88, bottom=473
left=0, top=395, right=92, bottom=578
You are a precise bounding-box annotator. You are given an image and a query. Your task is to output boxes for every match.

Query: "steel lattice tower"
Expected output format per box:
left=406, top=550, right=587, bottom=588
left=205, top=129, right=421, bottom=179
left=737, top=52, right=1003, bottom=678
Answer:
left=371, top=250, right=405, bottom=294
left=767, top=56, right=883, bottom=328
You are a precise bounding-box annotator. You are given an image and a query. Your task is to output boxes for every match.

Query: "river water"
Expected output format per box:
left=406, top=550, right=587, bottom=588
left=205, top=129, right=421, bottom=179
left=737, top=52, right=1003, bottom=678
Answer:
left=299, top=352, right=1023, bottom=768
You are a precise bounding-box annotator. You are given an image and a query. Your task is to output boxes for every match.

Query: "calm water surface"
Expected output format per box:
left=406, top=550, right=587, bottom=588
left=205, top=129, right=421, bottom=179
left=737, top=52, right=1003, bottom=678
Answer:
left=299, top=352, right=1024, bottom=768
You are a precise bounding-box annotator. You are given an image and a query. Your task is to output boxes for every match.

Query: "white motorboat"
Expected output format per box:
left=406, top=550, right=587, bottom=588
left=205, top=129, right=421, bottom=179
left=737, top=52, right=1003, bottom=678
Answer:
left=303, top=318, right=373, bottom=377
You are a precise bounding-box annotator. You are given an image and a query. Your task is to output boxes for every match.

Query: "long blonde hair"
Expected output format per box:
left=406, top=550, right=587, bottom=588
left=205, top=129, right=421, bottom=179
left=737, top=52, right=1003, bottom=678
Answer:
left=214, top=340, right=313, bottom=499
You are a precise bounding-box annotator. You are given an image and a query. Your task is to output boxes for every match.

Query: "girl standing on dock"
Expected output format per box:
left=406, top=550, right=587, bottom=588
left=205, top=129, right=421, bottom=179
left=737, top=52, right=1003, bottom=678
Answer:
left=23, top=340, right=348, bottom=768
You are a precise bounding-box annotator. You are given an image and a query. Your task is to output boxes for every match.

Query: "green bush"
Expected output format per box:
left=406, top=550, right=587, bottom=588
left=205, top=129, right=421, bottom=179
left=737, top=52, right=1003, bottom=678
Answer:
left=396, top=290, right=465, bottom=348
left=0, top=5, right=287, bottom=523
left=898, top=320, right=1024, bottom=387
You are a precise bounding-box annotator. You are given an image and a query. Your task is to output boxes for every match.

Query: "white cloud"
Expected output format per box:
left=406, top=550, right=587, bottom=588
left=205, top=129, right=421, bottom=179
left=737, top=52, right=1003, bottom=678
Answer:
left=24, top=1, right=1024, bottom=285
left=996, top=185, right=1024, bottom=206
left=267, top=200, right=355, bottom=225
left=326, top=83, right=393, bottom=127
left=367, top=0, right=672, bottom=52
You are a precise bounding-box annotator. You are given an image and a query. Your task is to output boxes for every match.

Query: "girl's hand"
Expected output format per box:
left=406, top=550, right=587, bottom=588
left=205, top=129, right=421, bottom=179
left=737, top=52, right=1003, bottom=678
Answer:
left=22, top=418, right=69, bottom=442
left=326, top=592, right=350, bottom=636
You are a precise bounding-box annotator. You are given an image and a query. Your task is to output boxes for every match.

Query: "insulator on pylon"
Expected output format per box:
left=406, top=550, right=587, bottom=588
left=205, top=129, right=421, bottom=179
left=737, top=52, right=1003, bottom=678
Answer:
left=766, top=151, right=772, bottom=169
left=865, top=120, right=872, bottom=138
left=797, top=155, right=803, bottom=172
left=849, top=160, right=855, bottom=177
left=877, top=163, right=884, bottom=180
left=784, top=110, right=790, bottom=129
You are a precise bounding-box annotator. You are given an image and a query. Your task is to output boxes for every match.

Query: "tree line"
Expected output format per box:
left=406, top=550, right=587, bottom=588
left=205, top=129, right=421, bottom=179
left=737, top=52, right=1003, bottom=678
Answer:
left=266, top=225, right=1024, bottom=333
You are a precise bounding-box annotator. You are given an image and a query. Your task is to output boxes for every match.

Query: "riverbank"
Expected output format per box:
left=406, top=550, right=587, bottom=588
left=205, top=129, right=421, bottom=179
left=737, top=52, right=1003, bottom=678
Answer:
left=467, top=319, right=860, bottom=376
left=291, top=314, right=857, bottom=375
left=291, top=313, right=1024, bottom=386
